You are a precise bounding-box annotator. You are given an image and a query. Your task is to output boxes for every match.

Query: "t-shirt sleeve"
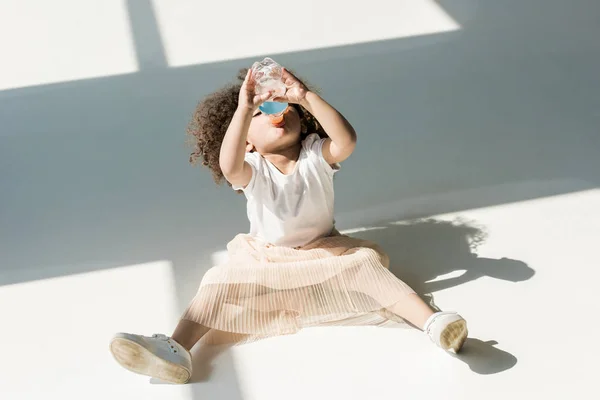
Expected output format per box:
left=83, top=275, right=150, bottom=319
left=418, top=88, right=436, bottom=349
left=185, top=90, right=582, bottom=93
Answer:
left=302, top=133, right=341, bottom=175
left=231, top=152, right=261, bottom=193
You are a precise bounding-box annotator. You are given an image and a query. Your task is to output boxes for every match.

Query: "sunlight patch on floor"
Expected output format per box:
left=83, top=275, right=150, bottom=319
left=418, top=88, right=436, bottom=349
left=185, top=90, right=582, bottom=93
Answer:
left=0, top=260, right=190, bottom=400
left=226, top=188, right=600, bottom=400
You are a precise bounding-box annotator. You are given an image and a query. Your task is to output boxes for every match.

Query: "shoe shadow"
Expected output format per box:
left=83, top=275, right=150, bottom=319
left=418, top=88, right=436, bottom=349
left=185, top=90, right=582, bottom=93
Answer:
left=149, top=377, right=175, bottom=385
left=454, top=338, right=517, bottom=375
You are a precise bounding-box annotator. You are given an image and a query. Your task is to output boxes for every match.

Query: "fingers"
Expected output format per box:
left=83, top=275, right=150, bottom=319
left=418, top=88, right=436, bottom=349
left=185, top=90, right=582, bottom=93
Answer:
left=281, top=68, right=300, bottom=88
left=281, top=68, right=293, bottom=80
left=260, top=91, right=272, bottom=102
left=281, top=68, right=301, bottom=87
left=254, top=90, right=273, bottom=105
left=242, top=68, right=251, bottom=85
left=281, top=68, right=292, bottom=86
left=243, top=68, right=256, bottom=90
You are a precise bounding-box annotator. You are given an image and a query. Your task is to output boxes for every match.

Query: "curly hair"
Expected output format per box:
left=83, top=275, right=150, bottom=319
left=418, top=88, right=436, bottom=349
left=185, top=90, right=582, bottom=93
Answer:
left=187, top=68, right=328, bottom=186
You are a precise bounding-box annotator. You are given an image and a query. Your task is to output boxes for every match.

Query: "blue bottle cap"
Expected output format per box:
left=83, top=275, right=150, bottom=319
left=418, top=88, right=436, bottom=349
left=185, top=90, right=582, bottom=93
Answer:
left=259, top=101, right=288, bottom=115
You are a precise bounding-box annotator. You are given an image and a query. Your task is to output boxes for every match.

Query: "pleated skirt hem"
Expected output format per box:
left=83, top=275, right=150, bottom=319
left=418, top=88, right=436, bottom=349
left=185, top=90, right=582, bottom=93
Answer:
left=181, top=233, right=415, bottom=344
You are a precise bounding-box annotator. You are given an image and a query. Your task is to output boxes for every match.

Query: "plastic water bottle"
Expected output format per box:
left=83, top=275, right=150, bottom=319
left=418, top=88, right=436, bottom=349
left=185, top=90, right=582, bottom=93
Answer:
left=251, top=57, right=287, bottom=100
left=252, top=57, right=289, bottom=122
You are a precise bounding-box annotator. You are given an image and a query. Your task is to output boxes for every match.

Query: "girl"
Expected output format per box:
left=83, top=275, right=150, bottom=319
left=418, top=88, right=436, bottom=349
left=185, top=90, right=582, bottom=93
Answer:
left=110, top=65, right=468, bottom=384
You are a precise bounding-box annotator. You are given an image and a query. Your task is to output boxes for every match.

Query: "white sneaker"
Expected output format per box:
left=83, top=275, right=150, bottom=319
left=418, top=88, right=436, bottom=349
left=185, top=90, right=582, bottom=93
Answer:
left=110, top=333, right=192, bottom=384
left=424, top=312, right=468, bottom=353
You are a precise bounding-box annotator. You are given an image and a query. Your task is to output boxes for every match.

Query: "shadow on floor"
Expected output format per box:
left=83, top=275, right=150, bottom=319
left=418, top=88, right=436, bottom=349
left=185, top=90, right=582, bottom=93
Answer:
left=351, top=218, right=532, bottom=374
left=454, top=338, right=517, bottom=375
left=350, top=218, right=535, bottom=308
left=184, top=218, right=529, bottom=378
left=190, top=342, right=236, bottom=383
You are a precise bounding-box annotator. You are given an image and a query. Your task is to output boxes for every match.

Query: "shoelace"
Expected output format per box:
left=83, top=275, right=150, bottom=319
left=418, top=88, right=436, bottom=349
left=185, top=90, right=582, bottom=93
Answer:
left=150, top=334, right=181, bottom=354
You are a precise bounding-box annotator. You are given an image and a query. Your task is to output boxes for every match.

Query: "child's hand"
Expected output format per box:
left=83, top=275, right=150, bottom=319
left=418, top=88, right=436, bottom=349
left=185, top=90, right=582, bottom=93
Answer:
left=238, top=69, right=273, bottom=112
left=272, top=68, right=309, bottom=105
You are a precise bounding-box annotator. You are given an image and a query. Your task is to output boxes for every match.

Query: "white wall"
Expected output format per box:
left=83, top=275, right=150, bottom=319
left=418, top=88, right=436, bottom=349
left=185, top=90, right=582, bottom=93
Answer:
left=1, top=1, right=599, bottom=399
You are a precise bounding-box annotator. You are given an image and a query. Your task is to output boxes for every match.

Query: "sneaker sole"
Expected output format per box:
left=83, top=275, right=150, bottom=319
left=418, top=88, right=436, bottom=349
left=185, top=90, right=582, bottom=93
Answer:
left=110, top=337, right=191, bottom=384
left=440, top=319, right=468, bottom=353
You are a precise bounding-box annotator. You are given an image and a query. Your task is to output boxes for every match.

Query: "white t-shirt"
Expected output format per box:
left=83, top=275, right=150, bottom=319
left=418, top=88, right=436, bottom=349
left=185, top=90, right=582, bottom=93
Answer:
left=233, top=133, right=339, bottom=248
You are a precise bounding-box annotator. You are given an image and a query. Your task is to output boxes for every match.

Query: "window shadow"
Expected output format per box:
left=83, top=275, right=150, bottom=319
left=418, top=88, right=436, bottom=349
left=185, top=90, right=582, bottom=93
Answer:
left=125, top=0, right=168, bottom=69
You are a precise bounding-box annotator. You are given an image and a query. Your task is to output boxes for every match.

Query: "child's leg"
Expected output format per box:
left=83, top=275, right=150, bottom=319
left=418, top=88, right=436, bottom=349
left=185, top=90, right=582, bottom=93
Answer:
left=387, top=293, right=435, bottom=330
left=171, top=319, right=211, bottom=351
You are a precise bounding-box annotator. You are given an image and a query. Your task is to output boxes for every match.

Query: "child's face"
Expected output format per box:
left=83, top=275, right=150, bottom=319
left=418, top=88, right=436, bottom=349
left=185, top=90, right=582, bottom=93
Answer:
left=247, top=106, right=302, bottom=154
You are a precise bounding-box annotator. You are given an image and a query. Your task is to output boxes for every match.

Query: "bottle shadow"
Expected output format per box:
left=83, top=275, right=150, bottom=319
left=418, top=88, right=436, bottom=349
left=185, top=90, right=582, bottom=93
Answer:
left=350, top=218, right=533, bottom=375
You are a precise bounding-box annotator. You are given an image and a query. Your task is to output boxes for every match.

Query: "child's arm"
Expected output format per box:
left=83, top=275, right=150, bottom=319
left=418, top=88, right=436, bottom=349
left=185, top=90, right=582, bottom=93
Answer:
left=220, top=70, right=271, bottom=187
left=300, top=91, right=357, bottom=164
left=274, top=68, right=357, bottom=164
left=219, top=108, right=253, bottom=187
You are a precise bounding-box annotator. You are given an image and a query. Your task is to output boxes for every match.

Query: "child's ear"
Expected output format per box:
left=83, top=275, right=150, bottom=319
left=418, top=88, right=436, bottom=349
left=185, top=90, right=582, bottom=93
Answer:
left=245, top=141, right=254, bottom=153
